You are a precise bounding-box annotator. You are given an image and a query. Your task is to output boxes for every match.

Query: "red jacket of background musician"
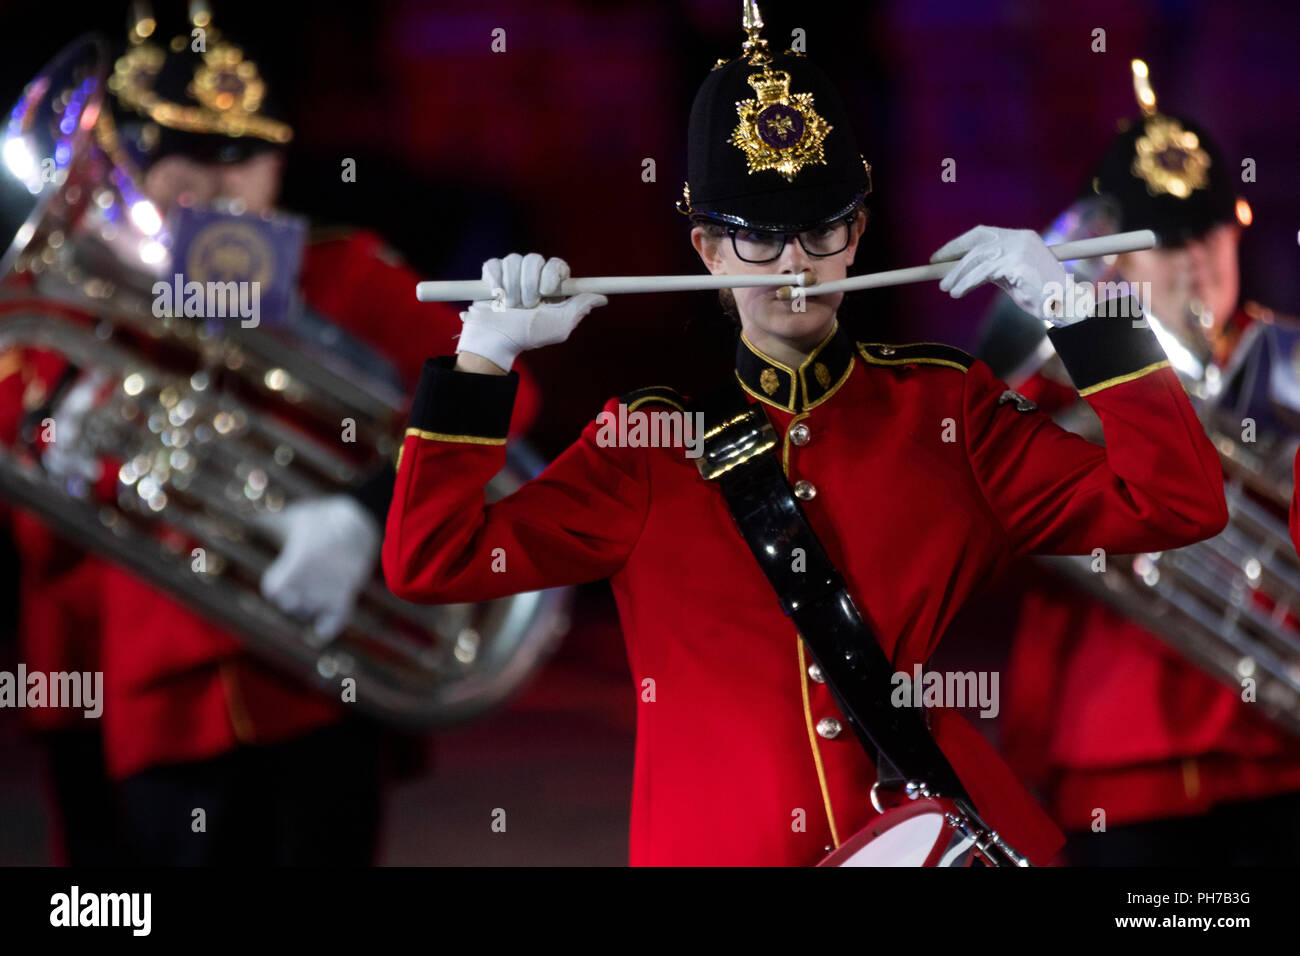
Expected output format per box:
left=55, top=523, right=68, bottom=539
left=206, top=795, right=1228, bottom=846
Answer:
left=383, top=308, right=1227, bottom=866
left=1002, top=304, right=1300, bottom=831
left=0, top=229, right=540, bottom=776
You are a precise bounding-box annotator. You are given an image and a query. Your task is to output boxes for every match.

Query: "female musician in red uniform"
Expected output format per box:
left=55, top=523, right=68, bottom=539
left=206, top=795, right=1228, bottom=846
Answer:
left=382, top=8, right=1228, bottom=866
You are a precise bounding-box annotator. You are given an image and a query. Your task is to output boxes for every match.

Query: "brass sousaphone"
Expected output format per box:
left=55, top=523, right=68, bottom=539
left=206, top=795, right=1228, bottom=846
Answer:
left=0, top=34, right=571, bottom=727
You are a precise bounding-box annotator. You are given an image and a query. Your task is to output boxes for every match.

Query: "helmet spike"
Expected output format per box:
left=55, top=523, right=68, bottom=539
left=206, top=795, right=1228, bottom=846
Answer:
left=1131, top=59, right=1158, bottom=117
left=128, top=1, right=156, bottom=44
left=741, top=1, right=771, bottom=65
left=189, top=0, right=213, bottom=29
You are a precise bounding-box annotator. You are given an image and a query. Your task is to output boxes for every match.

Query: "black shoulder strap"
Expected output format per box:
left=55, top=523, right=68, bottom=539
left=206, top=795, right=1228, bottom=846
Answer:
left=690, top=381, right=968, bottom=802
left=621, top=384, right=687, bottom=412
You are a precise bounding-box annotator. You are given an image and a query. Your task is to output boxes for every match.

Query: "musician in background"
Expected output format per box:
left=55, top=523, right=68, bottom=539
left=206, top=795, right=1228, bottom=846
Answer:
left=991, top=65, right=1300, bottom=865
left=0, top=10, right=540, bottom=864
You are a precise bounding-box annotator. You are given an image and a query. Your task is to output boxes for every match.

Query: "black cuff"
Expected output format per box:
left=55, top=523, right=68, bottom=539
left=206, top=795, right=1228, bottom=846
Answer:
left=350, top=461, right=396, bottom=525
left=407, top=356, right=519, bottom=442
left=1046, top=297, right=1169, bottom=396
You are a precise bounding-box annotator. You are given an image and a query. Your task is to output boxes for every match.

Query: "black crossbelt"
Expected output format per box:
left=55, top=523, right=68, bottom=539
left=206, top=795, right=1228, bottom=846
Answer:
left=692, top=383, right=969, bottom=802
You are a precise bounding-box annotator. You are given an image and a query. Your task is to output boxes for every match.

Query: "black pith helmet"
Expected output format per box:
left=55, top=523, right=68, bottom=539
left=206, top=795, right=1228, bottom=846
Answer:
left=1086, top=59, right=1239, bottom=247
left=106, top=1, right=292, bottom=169
left=677, top=1, right=871, bottom=232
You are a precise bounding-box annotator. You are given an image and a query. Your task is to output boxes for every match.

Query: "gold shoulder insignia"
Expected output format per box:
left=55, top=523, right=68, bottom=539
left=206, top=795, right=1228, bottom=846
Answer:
left=621, top=385, right=687, bottom=413
left=856, top=341, right=973, bottom=372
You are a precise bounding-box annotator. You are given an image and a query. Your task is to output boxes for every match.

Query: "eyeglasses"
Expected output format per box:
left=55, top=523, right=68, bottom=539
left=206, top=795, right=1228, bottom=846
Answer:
left=726, top=216, right=854, bottom=263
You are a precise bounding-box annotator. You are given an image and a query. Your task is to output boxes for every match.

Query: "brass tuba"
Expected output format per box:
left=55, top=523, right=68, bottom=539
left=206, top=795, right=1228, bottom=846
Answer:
left=0, top=34, right=571, bottom=727
left=978, top=197, right=1300, bottom=739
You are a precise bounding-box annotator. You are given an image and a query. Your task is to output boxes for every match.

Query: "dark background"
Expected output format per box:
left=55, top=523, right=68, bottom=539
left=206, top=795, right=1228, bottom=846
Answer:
left=3, top=0, right=1295, bottom=455
left=0, top=0, right=1297, bottom=864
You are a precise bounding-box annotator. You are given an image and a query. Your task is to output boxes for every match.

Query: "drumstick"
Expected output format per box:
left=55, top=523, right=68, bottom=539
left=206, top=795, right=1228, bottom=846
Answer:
left=415, top=270, right=816, bottom=302
left=413, top=230, right=1155, bottom=303
left=776, top=229, right=1156, bottom=299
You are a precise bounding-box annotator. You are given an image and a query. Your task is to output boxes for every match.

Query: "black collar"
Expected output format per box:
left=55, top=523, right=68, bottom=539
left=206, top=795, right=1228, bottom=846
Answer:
left=735, top=320, right=856, bottom=413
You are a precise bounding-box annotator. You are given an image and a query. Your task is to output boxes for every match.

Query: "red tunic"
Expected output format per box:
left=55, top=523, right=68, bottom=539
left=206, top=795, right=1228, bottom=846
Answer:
left=1, top=229, right=541, bottom=776
left=383, top=308, right=1227, bottom=865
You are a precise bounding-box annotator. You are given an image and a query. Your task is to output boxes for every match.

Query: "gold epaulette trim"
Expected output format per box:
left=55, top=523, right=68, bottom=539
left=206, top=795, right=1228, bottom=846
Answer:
left=621, top=385, right=687, bottom=413
left=1077, top=359, right=1170, bottom=397
left=404, top=427, right=506, bottom=446
left=856, top=341, right=973, bottom=372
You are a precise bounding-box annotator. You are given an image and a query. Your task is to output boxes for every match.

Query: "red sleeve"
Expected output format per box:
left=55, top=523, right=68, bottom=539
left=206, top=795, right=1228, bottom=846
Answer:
left=964, top=303, right=1228, bottom=557
left=0, top=348, right=25, bottom=448
left=0, top=347, right=74, bottom=525
left=383, top=358, right=647, bottom=603
left=1014, top=367, right=1079, bottom=415
left=0, top=350, right=22, bottom=528
left=299, top=232, right=541, bottom=436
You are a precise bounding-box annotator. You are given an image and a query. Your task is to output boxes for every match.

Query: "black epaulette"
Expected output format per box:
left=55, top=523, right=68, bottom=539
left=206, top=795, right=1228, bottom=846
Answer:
left=856, top=341, right=974, bottom=372
left=620, top=385, right=687, bottom=412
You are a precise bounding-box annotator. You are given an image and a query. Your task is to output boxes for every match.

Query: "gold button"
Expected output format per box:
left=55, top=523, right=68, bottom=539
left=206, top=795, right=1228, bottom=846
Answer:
left=794, top=479, right=816, bottom=500
left=789, top=422, right=811, bottom=446
left=816, top=717, right=842, bottom=739
left=807, top=663, right=825, bottom=683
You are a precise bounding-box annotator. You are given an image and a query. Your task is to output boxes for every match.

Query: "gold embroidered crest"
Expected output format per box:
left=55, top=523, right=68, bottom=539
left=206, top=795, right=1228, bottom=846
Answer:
left=1131, top=115, right=1210, bottom=199
left=730, top=65, right=831, bottom=182
left=191, top=44, right=269, bottom=118
left=814, top=362, right=832, bottom=388
left=110, top=33, right=291, bottom=145
left=759, top=367, right=780, bottom=395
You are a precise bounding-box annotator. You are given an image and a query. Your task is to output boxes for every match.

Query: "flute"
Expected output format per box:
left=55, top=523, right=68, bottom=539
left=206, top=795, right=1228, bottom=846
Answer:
left=413, top=230, right=1155, bottom=303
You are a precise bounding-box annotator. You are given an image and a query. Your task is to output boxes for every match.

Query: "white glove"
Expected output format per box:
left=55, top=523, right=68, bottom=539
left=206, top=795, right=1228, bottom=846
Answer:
left=456, top=253, right=608, bottom=370
left=258, top=494, right=380, bottom=642
left=931, top=226, right=1094, bottom=326
left=43, top=369, right=109, bottom=483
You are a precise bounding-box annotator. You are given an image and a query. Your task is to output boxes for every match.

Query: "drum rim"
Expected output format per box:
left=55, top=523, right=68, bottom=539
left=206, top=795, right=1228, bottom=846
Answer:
left=818, top=797, right=959, bottom=867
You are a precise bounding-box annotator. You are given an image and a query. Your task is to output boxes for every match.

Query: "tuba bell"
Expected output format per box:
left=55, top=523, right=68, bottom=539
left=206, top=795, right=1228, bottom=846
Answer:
left=977, top=197, right=1300, bottom=739
left=0, top=34, right=572, bottom=728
